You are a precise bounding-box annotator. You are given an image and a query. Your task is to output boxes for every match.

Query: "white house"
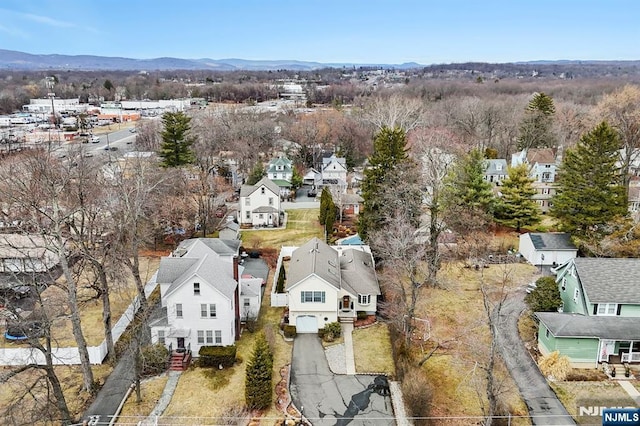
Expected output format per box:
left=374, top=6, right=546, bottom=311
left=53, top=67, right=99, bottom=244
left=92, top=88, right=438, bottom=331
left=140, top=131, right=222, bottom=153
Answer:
left=519, top=232, right=578, bottom=267
left=511, top=148, right=561, bottom=213
left=239, top=177, right=282, bottom=227
left=484, top=159, right=508, bottom=185
left=0, top=234, right=60, bottom=274
left=149, top=238, right=262, bottom=354
left=285, top=238, right=380, bottom=333
left=321, top=154, right=348, bottom=194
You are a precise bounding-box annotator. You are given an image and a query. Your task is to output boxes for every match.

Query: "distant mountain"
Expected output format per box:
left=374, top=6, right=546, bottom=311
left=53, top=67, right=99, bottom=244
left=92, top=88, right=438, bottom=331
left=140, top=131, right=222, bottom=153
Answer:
left=0, top=49, right=422, bottom=71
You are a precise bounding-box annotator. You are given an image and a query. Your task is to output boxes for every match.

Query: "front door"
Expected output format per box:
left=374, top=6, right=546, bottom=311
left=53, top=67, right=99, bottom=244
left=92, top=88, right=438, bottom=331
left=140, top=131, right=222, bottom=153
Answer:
left=600, top=340, right=615, bottom=362
left=342, top=295, right=350, bottom=310
left=177, top=337, right=185, bottom=350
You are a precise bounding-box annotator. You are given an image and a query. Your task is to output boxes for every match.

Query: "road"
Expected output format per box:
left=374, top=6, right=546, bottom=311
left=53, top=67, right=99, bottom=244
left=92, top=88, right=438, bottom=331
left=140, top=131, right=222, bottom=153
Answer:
left=52, top=128, right=136, bottom=160
left=290, top=334, right=395, bottom=425
left=495, top=291, right=576, bottom=425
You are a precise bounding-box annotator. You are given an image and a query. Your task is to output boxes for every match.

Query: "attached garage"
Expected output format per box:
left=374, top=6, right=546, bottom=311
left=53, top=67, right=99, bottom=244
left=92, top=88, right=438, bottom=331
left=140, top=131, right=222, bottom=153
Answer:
left=296, top=315, right=318, bottom=333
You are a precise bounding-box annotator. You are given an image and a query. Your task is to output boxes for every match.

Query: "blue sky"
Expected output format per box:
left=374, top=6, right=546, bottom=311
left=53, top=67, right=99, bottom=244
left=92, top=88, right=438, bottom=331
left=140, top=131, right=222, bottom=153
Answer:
left=0, top=0, right=638, bottom=65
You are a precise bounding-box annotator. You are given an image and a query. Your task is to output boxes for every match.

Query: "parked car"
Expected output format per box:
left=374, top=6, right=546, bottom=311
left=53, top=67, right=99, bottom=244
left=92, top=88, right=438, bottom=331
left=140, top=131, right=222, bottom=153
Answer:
left=90, top=136, right=100, bottom=143
left=307, top=189, right=317, bottom=197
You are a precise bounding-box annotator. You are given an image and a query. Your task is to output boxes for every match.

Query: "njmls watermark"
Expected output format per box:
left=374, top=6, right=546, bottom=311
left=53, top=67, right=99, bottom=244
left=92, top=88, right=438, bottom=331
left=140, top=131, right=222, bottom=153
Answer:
left=576, top=398, right=640, bottom=425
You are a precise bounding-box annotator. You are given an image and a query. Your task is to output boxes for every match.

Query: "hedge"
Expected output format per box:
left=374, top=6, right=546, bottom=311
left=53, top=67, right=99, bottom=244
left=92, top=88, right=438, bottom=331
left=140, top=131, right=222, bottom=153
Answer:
left=198, top=345, right=237, bottom=368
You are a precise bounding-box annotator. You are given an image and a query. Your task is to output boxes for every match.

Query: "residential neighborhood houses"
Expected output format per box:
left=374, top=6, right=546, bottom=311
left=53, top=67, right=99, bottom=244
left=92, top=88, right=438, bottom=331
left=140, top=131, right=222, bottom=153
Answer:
left=2, top=78, right=640, bottom=426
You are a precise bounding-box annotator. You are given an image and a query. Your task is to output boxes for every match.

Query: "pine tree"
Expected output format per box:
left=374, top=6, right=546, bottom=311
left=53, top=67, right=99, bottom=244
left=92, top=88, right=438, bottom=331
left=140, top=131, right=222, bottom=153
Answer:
left=158, top=111, right=196, bottom=167
left=494, top=164, right=540, bottom=231
left=276, top=263, right=286, bottom=293
left=245, top=333, right=273, bottom=409
left=550, top=121, right=628, bottom=239
left=246, top=162, right=265, bottom=185
left=359, top=126, right=409, bottom=239
left=517, top=92, right=556, bottom=150
left=319, top=186, right=331, bottom=225
left=442, top=149, right=495, bottom=232
left=325, top=198, right=336, bottom=242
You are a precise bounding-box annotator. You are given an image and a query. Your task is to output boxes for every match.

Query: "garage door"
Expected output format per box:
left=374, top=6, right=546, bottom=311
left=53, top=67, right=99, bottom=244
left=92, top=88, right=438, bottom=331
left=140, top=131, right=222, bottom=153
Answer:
left=296, top=315, right=318, bottom=333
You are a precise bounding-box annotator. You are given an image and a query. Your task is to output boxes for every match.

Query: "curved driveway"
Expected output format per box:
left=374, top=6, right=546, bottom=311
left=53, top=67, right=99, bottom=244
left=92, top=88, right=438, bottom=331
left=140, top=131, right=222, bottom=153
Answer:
left=496, top=293, right=575, bottom=425
left=290, top=334, right=395, bottom=426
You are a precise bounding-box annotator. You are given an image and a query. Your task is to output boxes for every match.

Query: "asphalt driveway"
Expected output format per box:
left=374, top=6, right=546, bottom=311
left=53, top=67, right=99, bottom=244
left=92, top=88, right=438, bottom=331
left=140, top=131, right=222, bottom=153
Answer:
left=495, top=292, right=576, bottom=425
left=290, top=334, right=395, bottom=426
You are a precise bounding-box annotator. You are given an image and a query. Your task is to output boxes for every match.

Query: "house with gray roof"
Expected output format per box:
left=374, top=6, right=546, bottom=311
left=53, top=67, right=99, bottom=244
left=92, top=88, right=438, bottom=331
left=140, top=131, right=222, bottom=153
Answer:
left=519, top=232, right=578, bottom=267
left=239, top=177, right=282, bottom=228
left=285, top=238, right=380, bottom=333
left=149, top=238, right=262, bottom=354
left=536, top=258, right=640, bottom=367
left=483, top=159, right=508, bottom=185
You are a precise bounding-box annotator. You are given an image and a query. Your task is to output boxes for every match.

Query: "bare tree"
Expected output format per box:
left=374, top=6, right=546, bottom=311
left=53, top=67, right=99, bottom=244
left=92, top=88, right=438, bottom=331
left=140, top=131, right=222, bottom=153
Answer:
left=360, top=93, right=424, bottom=132
left=0, top=150, right=95, bottom=392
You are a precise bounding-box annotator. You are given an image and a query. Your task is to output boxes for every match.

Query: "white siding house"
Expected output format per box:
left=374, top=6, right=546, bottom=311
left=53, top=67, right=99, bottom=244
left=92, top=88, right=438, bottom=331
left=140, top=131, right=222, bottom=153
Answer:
left=519, top=232, right=578, bottom=267
left=239, top=177, right=282, bottom=227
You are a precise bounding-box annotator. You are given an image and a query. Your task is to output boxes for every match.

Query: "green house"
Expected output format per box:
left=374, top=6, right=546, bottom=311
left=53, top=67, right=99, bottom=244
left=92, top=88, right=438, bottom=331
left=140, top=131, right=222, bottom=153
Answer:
left=536, top=258, right=640, bottom=368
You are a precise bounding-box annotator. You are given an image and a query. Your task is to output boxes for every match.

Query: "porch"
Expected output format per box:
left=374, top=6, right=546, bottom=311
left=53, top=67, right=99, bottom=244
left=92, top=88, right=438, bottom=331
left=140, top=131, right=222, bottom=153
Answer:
left=337, top=295, right=356, bottom=323
left=599, top=340, right=640, bottom=364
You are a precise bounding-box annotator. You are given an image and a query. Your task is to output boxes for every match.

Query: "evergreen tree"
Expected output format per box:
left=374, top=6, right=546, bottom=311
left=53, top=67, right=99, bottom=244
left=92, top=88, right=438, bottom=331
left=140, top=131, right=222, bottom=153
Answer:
left=325, top=198, right=337, bottom=242
left=494, top=164, right=540, bottom=231
left=158, top=111, right=196, bottom=167
left=525, top=277, right=562, bottom=312
left=246, top=162, right=265, bottom=185
left=444, top=149, right=494, bottom=212
left=359, top=126, right=409, bottom=239
left=517, top=92, right=557, bottom=150
left=550, top=121, right=628, bottom=240
left=276, top=264, right=286, bottom=293
left=319, top=186, right=332, bottom=225
left=245, top=333, right=273, bottom=409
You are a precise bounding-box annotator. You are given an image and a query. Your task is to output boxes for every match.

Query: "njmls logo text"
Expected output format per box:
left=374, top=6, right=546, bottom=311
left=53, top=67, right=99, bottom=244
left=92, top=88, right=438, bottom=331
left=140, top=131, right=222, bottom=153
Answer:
left=602, top=408, right=640, bottom=426
left=578, top=406, right=637, bottom=417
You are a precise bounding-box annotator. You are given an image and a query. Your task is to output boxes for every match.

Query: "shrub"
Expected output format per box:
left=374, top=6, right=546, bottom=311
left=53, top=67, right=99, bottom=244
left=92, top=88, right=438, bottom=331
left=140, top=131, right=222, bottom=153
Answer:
left=245, top=333, right=273, bottom=409
left=283, top=325, right=297, bottom=338
left=198, top=345, right=237, bottom=368
left=539, top=351, right=571, bottom=381
left=323, top=322, right=341, bottom=338
left=401, top=366, right=433, bottom=425
left=356, top=311, right=368, bottom=320
left=525, top=276, right=562, bottom=312
left=276, top=264, right=286, bottom=293
left=140, top=343, right=170, bottom=376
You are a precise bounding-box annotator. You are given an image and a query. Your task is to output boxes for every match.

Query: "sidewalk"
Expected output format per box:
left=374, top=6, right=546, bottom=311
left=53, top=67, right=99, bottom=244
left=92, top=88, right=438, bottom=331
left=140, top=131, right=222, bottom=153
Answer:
left=619, top=380, right=640, bottom=405
left=138, top=370, right=182, bottom=425
left=324, top=323, right=356, bottom=375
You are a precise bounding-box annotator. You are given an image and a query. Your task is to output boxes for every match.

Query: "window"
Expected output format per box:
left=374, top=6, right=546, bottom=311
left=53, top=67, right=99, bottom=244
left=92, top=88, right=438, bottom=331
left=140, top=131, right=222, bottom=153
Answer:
left=215, top=330, right=222, bottom=344
left=245, top=198, right=250, bottom=206
left=259, top=213, right=264, bottom=219
left=269, top=197, right=273, bottom=206
left=596, top=303, right=618, bottom=316
left=561, top=278, right=566, bottom=292
left=573, top=288, right=579, bottom=302
left=206, top=330, right=213, bottom=344
left=542, top=188, right=550, bottom=195
left=358, top=294, right=371, bottom=305
left=197, top=330, right=204, bottom=344
left=545, top=328, right=550, bottom=338
left=209, top=304, right=216, bottom=318
left=244, top=298, right=250, bottom=307
left=193, top=282, right=200, bottom=295
left=158, top=330, right=165, bottom=345
left=176, top=303, right=183, bottom=318
left=261, top=187, right=265, bottom=194
left=201, top=304, right=208, bottom=318
left=245, top=211, right=251, bottom=219
left=301, top=291, right=325, bottom=303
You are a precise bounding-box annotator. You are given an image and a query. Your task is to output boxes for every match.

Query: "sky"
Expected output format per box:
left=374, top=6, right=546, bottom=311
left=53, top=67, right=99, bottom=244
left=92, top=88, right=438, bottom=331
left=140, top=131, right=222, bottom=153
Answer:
left=0, top=0, right=639, bottom=65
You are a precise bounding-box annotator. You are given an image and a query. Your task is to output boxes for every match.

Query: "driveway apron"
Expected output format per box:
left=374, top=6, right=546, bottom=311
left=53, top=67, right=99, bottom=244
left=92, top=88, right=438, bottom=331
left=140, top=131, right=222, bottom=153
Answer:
left=290, top=334, right=395, bottom=425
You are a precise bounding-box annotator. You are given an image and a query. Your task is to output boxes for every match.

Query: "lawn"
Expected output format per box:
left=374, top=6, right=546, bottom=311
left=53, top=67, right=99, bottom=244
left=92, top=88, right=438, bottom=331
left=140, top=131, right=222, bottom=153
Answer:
left=353, top=322, right=395, bottom=376
left=240, top=208, right=323, bottom=249
left=412, top=261, right=538, bottom=421
left=551, top=380, right=636, bottom=420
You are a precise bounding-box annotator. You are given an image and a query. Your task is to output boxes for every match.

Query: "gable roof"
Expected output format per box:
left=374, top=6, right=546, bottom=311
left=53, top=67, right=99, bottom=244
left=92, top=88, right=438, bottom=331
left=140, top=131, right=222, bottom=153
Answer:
left=286, top=237, right=341, bottom=291
left=322, top=154, right=347, bottom=171
left=484, top=159, right=507, bottom=175
left=527, top=148, right=556, bottom=164
left=342, top=193, right=364, bottom=204
left=338, top=248, right=380, bottom=296
left=573, top=258, right=640, bottom=304
left=176, top=238, right=240, bottom=257
left=267, top=156, right=293, bottom=171
left=240, top=177, right=281, bottom=198
left=536, top=312, right=640, bottom=340
left=527, top=233, right=576, bottom=251
left=161, top=253, right=237, bottom=300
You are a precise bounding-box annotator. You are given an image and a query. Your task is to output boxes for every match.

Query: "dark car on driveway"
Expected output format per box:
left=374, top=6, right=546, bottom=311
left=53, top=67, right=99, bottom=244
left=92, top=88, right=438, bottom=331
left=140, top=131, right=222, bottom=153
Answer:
left=307, top=189, right=317, bottom=197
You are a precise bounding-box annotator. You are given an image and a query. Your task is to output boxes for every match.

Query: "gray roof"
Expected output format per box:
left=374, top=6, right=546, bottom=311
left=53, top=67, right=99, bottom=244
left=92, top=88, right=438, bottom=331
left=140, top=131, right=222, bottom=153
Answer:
left=156, top=257, right=198, bottom=284
left=252, top=206, right=279, bottom=214
left=241, top=257, right=269, bottom=283
left=528, top=233, right=576, bottom=251
left=221, top=221, right=240, bottom=232
left=162, top=253, right=237, bottom=300
left=484, top=159, right=507, bottom=175
left=342, top=193, right=364, bottom=204
left=176, top=238, right=240, bottom=257
left=339, top=248, right=380, bottom=296
left=240, top=177, right=280, bottom=198
left=536, top=312, right=640, bottom=340
left=267, top=156, right=293, bottom=173
left=573, top=258, right=640, bottom=304
left=286, top=238, right=341, bottom=291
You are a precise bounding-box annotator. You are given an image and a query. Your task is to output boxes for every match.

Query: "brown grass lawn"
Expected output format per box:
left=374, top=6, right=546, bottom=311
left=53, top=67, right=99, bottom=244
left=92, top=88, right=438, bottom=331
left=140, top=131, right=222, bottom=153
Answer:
left=21, top=256, right=161, bottom=348
left=551, top=381, right=636, bottom=418
left=353, top=323, right=395, bottom=376
left=241, top=208, right=323, bottom=249
left=412, top=261, right=538, bottom=420
left=116, top=374, right=169, bottom=424
left=0, top=364, right=112, bottom=424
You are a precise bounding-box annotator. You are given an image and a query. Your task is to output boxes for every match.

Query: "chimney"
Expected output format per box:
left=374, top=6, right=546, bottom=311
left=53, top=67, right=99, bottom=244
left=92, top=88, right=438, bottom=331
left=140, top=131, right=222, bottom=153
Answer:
left=233, top=255, right=239, bottom=282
